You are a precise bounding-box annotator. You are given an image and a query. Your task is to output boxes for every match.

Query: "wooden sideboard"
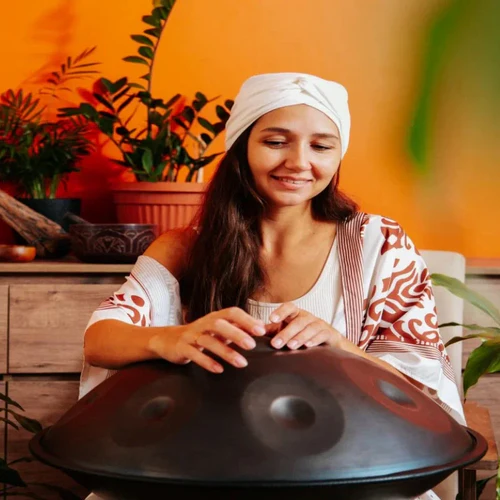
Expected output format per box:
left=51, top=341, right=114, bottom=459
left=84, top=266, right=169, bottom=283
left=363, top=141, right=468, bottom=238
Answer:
left=0, top=259, right=129, bottom=500
left=0, top=257, right=499, bottom=500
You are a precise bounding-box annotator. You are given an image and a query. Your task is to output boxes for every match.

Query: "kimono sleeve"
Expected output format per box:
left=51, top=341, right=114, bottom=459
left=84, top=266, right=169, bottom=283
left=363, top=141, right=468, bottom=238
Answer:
left=79, top=255, right=183, bottom=399
left=360, top=217, right=465, bottom=424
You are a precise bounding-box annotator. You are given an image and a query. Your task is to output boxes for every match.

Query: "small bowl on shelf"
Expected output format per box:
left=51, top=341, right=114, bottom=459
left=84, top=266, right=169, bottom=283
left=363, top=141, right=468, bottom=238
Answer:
left=69, top=224, right=158, bottom=264
left=0, top=244, right=37, bottom=262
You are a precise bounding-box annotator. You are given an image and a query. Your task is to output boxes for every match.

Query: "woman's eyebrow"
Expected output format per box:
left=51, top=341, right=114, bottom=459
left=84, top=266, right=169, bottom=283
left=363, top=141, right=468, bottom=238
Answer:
left=259, top=127, right=339, bottom=141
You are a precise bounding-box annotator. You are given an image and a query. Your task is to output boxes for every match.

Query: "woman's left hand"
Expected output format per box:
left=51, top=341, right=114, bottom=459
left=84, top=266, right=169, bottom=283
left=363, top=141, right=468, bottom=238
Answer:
left=267, top=302, right=346, bottom=350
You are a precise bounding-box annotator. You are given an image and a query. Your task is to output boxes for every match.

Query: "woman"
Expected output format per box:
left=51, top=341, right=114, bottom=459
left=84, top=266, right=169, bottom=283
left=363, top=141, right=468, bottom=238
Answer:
left=82, top=73, right=463, bottom=500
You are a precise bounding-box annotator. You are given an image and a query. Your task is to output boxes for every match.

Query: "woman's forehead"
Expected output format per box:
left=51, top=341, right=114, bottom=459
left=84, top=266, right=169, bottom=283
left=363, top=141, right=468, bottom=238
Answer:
left=254, top=104, right=340, bottom=137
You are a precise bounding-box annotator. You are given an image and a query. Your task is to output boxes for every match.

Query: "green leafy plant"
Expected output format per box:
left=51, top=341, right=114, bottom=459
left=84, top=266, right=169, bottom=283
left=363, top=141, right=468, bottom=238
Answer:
left=430, top=274, right=500, bottom=499
left=0, top=48, right=99, bottom=199
left=59, top=0, right=233, bottom=182
left=1, top=390, right=41, bottom=489
left=1, top=391, right=82, bottom=499
left=431, top=273, right=500, bottom=397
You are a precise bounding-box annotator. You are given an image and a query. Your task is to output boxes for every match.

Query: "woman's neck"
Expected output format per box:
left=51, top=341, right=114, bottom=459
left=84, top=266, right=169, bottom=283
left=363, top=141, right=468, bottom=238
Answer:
left=259, top=204, right=327, bottom=256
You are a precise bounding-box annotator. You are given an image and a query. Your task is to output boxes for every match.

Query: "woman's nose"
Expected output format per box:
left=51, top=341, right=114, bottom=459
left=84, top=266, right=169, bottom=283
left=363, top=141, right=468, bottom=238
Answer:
left=284, top=143, right=310, bottom=171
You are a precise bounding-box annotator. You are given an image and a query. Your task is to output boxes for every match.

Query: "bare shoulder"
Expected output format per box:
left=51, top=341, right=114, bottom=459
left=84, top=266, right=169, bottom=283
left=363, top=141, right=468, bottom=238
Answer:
left=143, top=227, right=197, bottom=280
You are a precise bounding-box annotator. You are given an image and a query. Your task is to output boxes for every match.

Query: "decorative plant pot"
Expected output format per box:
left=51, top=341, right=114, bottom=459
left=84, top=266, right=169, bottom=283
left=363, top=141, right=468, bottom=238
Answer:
left=111, top=182, right=206, bottom=235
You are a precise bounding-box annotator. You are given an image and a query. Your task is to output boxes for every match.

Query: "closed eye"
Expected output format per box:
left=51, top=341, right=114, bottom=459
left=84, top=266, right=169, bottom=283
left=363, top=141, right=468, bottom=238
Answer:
left=264, top=140, right=287, bottom=148
left=312, top=144, right=334, bottom=151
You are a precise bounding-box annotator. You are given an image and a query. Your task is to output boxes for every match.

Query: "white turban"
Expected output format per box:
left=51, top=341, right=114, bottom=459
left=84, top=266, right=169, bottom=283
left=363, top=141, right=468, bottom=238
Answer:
left=224, top=72, right=350, bottom=157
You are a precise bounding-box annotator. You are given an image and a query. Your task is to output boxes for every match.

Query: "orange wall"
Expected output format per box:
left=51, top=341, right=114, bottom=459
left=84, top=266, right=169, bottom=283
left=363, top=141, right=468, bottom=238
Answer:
left=1, top=0, right=499, bottom=257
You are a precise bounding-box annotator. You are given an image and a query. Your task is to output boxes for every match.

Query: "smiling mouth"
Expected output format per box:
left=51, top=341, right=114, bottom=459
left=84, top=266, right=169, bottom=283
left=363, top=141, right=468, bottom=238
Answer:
left=271, top=176, right=312, bottom=185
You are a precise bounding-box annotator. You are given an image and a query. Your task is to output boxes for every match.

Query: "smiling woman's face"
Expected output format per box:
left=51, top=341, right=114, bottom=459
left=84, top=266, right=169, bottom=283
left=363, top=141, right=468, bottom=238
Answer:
left=247, top=104, right=342, bottom=210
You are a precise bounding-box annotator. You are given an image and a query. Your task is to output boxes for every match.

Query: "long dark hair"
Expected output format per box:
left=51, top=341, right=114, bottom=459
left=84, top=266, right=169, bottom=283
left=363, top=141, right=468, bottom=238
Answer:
left=180, top=127, right=359, bottom=321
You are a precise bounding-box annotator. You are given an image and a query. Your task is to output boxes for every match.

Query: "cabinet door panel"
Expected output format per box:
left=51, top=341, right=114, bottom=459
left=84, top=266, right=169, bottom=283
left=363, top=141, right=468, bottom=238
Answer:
left=9, top=284, right=118, bottom=373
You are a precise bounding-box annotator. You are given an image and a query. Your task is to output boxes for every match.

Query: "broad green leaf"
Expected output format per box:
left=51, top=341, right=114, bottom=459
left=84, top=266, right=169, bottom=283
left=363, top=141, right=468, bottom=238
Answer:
left=212, top=121, right=226, bottom=135
left=131, top=34, right=154, bottom=47
left=182, top=106, right=195, bottom=124
left=9, top=410, right=43, bottom=433
left=476, top=474, right=497, bottom=497
left=0, top=457, right=26, bottom=487
left=144, top=27, right=161, bottom=38
left=445, top=332, right=498, bottom=348
left=192, top=99, right=203, bottom=112
left=138, top=46, right=154, bottom=59
left=431, top=273, right=500, bottom=325
left=112, top=86, right=130, bottom=103
left=153, top=6, right=168, bottom=21
left=439, top=322, right=500, bottom=334
left=115, top=126, right=130, bottom=136
left=195, top=92, right=207, bottom=103
left=215, top=104, right=230, bottom=121
left=93, top=93, right=115, bottom=112
left=198, top=117, right=215, bottom=134
left=98, top=111, right=117, bottom=121
left=174, top=117, right=188, bottom=130
left=113, top=77, right=128, bottom=93
left=463, top=339, right=500, bottom=396
left=0, top=392, right=24, bottom=410
left=142, top=149, right=153, bottom=173
left=128, top=83, right=147, bottom=90
left=79, top=102, right=99, bottom=119
left=142, top=14, right=161, bottom=28
left=100, top=77, right=114, bottom=92
left=200, top=133, right=212, bottom=145
left=123, top=56, right=149, bottom=66
left=8, top=457, right=36, bottom=466
left=163, top=93, right=182, bottom=109
left=0, top=416, right=19, bottom=430
left=117, top=95, right=135, bottom=114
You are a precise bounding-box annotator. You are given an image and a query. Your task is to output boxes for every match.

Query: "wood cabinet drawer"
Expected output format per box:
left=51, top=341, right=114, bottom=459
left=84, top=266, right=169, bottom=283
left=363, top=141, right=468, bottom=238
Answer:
left=5, top=381, right=88, bottom=500
left=9, top=284, right=119, bottom=373
left=0, top=286, right=7, bottom=374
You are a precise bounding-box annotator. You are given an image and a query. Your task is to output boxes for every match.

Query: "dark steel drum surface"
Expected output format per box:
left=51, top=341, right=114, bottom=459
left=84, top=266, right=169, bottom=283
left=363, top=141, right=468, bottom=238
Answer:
left=29, top=338, right=487, bottom=499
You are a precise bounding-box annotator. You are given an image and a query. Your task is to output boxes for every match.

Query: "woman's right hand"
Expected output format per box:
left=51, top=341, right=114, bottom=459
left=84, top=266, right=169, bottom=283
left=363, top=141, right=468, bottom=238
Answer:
left=148, top=307, right=266, bottom=373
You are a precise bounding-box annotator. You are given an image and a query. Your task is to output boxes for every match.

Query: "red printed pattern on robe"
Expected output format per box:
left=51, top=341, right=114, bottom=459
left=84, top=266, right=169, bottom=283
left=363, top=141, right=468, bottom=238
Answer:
left=96, top=275, right=151, bottom=326
left=361, top=255, right=450, bottom=366
left=380, top=217, right=413, bottom=255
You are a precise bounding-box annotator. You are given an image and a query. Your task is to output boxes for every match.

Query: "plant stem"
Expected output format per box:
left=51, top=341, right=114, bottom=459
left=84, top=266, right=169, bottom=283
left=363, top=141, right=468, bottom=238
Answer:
left=146, top=17, right=166, bottom=138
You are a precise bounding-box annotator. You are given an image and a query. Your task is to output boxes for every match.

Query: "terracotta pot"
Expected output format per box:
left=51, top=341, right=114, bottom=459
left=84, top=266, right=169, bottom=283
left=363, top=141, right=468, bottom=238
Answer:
left=111, top=182, right=206, bottom=235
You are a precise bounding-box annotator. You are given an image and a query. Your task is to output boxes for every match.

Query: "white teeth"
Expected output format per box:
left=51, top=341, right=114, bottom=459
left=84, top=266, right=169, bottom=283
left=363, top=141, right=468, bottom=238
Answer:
left=274, top=177, right=308, bottom=184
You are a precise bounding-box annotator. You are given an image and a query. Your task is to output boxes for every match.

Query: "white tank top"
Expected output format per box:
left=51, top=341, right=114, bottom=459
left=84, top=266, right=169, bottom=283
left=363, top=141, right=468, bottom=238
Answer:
left=247, top=238, right=342, bottom=326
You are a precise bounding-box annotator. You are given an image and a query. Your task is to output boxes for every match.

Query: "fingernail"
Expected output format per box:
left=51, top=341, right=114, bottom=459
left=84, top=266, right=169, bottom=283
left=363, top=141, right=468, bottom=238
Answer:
left=269, top=314, right=280, bottom=323
left=213, top=364, right=223, bottom=373
left=305, top=341, right=314, bottom=347
left=273, top=338, right=283, bottom=348
left=253, top=326, right=266, bottom=336
left=234, top=356, right=248, bottom=368
left=288, top=340, right=298, bottom=349
left=243, top=338, right=256, bottom=349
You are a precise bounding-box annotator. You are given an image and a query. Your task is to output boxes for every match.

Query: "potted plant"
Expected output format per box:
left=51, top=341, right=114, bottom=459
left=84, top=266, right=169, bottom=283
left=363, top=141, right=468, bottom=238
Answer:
left=430, top=273, right=500, bottom=498
left=0, top=48, right=99, bottom=236
left=59, top=0, right=233, bottom=233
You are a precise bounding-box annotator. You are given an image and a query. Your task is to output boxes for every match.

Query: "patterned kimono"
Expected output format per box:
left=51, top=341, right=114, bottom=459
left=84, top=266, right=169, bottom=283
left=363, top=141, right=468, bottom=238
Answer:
left=80, top=213, right=464, bottom=500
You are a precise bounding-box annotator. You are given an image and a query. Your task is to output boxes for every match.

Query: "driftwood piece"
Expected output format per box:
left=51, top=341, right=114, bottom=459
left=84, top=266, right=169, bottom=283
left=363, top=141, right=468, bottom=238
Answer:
left=0, top=190, right=70, bottom=258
